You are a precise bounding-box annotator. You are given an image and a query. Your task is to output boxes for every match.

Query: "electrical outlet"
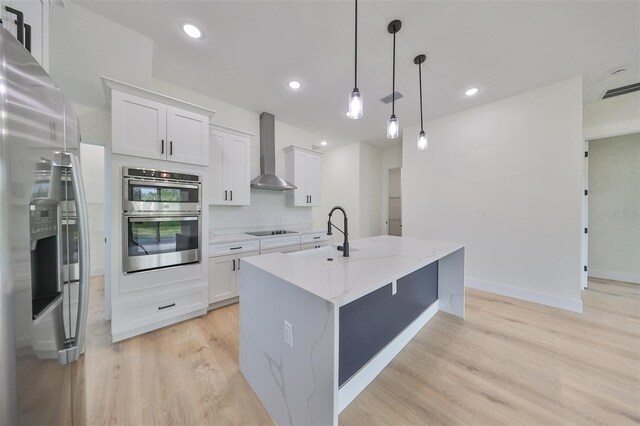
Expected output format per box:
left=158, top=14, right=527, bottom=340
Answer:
left=284, top=320, right=293, bottom=348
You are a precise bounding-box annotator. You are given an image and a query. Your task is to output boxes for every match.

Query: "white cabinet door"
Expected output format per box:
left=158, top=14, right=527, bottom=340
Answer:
left=8, top=0, right=49, bottom=70
left=112, top=91, right=166, bottom=160
left=294, top=151, right=308, bottom=206
left=284, top=146, right=322, bottom=207
left=306, top=153, right=321, bottom=206
left=225, top=135, right=251, bottom=205
left=209, top=128, right=251, bottom=206
left=209, top=254, right=237, bottom=304
left=166, top=106, right=209, bottom=166
left=209, top=131, right=226, bottom=204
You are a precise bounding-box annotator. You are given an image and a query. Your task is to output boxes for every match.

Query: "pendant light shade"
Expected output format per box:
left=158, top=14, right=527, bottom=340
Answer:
left=348, top=89, right=363, bottom=119
left=387, top=115, right=399, bottom=139
left=347, top=0, right=363, bottom=120
left=387, top=20, right=401, bottom=139
left=414, top=54, right=428, bottom=150
left=417, top=130, right=428, bottom=150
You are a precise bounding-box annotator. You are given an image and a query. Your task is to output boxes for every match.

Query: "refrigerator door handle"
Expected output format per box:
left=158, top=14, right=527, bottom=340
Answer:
left=56, top=152, right=90, bottom=365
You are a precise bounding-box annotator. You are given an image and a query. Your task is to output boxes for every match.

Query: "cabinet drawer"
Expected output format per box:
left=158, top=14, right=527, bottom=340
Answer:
left=211, top=239, right=259, bottom=256
left=301, top=232, right=329, bottom=244
left=113, top=286, right=207, bottom=334
left=259, top=235, right=301, bottom=250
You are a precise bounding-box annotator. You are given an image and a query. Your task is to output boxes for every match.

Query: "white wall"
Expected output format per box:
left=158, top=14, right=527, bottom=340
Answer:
left=79, top=143, right=105, bottom=276
left=403, top=77, right=584, bottom=312
left=316, top=143, right=361, bottom=240
left=588, top=133, right=640, bottom=283
left=584, top=91, right=640, bottom=140
left=358, top=144, right=383, bottom=238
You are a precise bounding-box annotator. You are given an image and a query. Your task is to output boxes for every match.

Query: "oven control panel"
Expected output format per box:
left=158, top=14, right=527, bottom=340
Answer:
left=124, top=167, right=200, bottom=182
left=29, top=200, right=58, bottom=240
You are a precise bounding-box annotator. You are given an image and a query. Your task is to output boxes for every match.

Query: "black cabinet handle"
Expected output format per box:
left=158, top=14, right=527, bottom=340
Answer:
left=158, top=303, right=176, bottom=310
left=161, top=139, right=164, bottom=154
left=232, top=259, right=236, bottom=271
left=169, top=141, right=173, bottom=155
left=225, top=190, right=228, bottom=201
left=313, top=236, right=320, bottom=240
left=230, top=190, right=233, bottom=201
left=230, top=246, right=242, bottom=250
left=238, top=259, right=241, bottom=270
left=310, top=195, right=312, bottom=204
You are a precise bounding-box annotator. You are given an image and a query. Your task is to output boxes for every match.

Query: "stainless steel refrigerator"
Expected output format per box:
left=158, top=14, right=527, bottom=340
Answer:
left=0, top=24, right=90, bottom=425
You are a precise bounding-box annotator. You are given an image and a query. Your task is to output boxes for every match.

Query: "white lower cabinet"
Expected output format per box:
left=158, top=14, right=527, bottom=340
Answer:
left=208, top=251, right=257, bottom=304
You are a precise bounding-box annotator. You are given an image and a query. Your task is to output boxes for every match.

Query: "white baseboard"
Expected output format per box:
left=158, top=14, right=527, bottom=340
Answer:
left=90, top=267, right=104, bottom=277
left=588, top=269, right=640, bottom=284
left=466, top=278, right=583, bottom=313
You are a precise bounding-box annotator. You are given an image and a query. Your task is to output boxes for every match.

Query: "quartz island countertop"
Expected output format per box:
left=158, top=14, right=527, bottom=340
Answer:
left=239, top=235, right=466, bottom=425
left=242, top=235, right=464, bottom=306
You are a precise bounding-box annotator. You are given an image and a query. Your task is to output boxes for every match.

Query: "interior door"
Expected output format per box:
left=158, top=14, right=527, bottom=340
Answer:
left=388, top=168, right=402, bottom=236
left=166, top=106, right=208, bottom=166
left=306, top=154, right=320, bottom=206
left=112, top=91, right=166, bottom=160
left=226, top=135, right=250, bottom=205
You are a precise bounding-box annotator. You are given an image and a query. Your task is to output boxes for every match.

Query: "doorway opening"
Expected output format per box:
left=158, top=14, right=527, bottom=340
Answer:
left=584, top=132, right=640, bottom=289
left=388, top=167, right=402, bottom=236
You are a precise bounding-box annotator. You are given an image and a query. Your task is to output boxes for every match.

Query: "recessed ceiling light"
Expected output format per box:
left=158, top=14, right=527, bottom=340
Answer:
left=465, top=87, right=479, bottom=96
left=321, top=140, right=328, bottom=146
left=182, top=23, right=202, bottom=39
left=288, top=80, right=301, bottom=90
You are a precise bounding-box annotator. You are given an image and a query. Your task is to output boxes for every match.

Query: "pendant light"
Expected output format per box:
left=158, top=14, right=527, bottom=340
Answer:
left=414, top=54, right=428, bottom=150
left=347, top=0, right=363, bottom=119
left=387, top=20, right=401, bottom=139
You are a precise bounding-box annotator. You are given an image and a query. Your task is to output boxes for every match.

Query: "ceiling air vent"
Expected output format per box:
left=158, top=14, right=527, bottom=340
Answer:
left=602, top=82, right=640, bottom=99
left=380, top=91, right=403, bottom=104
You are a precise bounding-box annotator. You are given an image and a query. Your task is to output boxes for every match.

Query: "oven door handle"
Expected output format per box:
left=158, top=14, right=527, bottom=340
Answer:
left=126, top=215, right=199, bottom=223
left=125, top=178, right=200, bottom=190
left=55, top=152, right=90, bottom=365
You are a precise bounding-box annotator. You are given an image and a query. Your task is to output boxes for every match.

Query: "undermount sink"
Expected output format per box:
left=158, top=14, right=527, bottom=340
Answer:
left=288, top=244, right=360, bottom=259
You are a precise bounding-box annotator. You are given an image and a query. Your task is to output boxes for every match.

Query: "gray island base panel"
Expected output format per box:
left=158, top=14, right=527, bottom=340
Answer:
left=239, top=235, right=465, bottom=426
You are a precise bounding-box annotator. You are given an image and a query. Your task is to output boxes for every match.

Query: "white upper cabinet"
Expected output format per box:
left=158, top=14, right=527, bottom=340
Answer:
left=210, top=125, right=252, bottom=206
left=166, top=106, right=209, bottom=166
left=5, top=0, right=49, bottom=70
left=284, top=145, right=322, bottom=207
left=103, top=78, right=214, bottom=165
left=112, top=91, right=167, bottom=161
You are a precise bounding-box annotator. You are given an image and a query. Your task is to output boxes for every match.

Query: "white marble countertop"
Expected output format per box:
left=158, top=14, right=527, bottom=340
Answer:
left=242, top=235, right=464, bottom=306
left=210, top=229, right=328, bottom=245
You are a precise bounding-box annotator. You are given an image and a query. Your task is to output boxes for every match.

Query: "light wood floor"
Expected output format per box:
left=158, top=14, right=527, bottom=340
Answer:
left=80, top=277, right=640, bottom=425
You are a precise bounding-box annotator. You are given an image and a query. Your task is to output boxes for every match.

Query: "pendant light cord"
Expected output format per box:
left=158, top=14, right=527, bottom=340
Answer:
left=419, top=62, right=424, bottom=132
left=354, top=0, right=358, bottom=89
left=392, top=31, right=396, bottom=116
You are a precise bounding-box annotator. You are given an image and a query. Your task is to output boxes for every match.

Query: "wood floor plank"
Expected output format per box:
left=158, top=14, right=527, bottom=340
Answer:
left=79, top=277, right=640, bottom=425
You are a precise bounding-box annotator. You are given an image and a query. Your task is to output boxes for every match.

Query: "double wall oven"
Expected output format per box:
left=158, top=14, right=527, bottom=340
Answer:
left=122, top=167, right=202, bottom=274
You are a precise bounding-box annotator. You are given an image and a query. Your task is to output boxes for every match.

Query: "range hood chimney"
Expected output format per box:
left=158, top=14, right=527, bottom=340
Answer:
left=250, top=112, right=297, bottom=190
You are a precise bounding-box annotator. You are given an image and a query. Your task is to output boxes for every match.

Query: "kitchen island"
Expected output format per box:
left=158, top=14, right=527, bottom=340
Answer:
left=239, top=235, right=465, bottom=425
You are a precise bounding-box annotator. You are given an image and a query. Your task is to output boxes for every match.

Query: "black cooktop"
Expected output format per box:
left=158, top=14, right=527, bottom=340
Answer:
left=246, top=230, right=299, bottom=237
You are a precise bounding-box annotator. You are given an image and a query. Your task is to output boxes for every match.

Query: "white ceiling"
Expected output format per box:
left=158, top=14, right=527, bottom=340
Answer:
left=77, top=0, right=639, bottom=149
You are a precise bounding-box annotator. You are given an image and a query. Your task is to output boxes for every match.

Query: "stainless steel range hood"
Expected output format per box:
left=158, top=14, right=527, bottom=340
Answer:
left=250, top=112, right=297, bottom=190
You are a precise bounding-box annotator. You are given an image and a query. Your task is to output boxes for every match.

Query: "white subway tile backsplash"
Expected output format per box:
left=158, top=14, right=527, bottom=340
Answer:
left=210, top=190, right=313, bottom=235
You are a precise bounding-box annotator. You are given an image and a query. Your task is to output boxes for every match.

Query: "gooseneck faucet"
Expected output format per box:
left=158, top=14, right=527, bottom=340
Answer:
left=327, top=206, right=349, bottom=257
